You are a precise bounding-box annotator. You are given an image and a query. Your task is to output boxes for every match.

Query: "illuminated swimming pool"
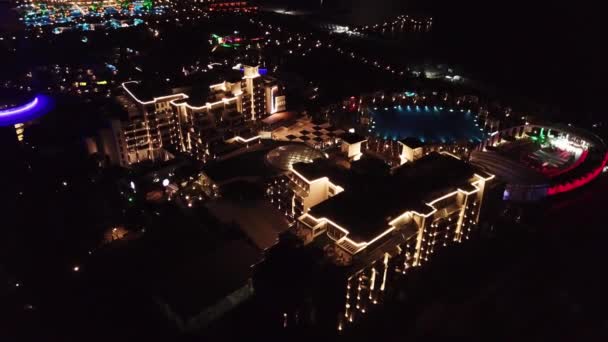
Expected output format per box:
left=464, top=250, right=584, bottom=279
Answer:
left=367, top=105, right=487, bottom=143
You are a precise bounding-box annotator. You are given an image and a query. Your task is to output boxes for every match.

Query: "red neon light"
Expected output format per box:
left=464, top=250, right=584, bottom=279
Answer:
left=547, top=152, right=608, bottom=195
left=543, top=149, right=588, bottom=178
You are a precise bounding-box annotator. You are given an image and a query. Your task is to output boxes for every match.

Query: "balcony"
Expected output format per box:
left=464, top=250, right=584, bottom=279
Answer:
left=434, top=204, right=463, bottom=219
left=300, top=215, right=319, bottom=228
left=327, top=224, right=346, bottom=241
left=337, top=239, right=360, bottom=255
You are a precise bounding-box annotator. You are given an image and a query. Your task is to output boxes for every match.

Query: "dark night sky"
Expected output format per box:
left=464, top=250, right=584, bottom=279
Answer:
left=0, top=1, right=21, bottom=31
left=264, top=0, right=605, bottom=118
left=428, top=1, right=605, bottom=119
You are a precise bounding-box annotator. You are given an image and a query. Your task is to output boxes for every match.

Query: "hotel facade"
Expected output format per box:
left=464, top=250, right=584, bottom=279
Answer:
left=258, top=152, right=494, bottom=331
left=88, top=66, right=285, bottom=166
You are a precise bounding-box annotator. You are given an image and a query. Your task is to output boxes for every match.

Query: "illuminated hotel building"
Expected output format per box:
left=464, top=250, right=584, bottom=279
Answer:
left=242, top=65, right=271, bottom=120
left=398, top=137, right=426, bottom=164
left=171, top=78, right=245, bottom=159
left=88, top=66, right=284, bottom=166
left=109, top=82, right=186, bottom=166
left=294, top=153, right=493, bottom=265
left=341, top=133, right=367, bottom=161
left=282, top=158, right=346, bottom=219
left=257, top=152, right=494, bottom=330
left=172, top=66, right=282, bottom=159
left=266, top=133, right=365, bottom=219
left=265, top=83, right=286, bottom=117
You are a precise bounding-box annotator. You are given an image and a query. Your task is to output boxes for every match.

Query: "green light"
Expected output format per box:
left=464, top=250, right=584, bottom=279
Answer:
left=128, top=197, right=134, bottom=202
left=143, top=0, right=153, bottom=11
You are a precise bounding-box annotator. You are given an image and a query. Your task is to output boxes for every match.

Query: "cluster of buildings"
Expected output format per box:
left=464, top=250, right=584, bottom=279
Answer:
left=81, top=60, right=604, bottom=332
left=86, top=65, right=286, bottom=166
left=17, top=0, right=164, bottom=29
left=259, top=130, right=496, bottom=331
left=254, top=93, right=606, bottom=330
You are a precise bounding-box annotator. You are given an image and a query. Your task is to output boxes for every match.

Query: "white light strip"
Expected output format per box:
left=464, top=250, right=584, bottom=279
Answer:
left=303, top=175, right=495, bottom=249
left=439, top=151, right=461, bottom=160
left=301, top=213, right=395, bottom=250
left=270, top=85, right=278, bottom=114
left=233, top=135, right=261, bottom=143
left=122, top=81, right=188, bottom=105
left=124, top=80, right=242, bottom=110
left=170, top=96, right=239, bottom=110
left=290, top=168, right=330, bottom=185
left=209, top=82, right=226, bottom=90
left=294, top=159, right=495, bottom=254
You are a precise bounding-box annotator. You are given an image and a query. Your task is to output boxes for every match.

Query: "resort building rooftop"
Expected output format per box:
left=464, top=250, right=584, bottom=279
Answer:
left=340, top=132, right=367, bottom=144
left=399, top=137, right=426, bottom=149
left=308, top=153, right=491, bottom=243
left=121, top=80, right=182, bottom=104
left=292, top=158, right=351, bottom=187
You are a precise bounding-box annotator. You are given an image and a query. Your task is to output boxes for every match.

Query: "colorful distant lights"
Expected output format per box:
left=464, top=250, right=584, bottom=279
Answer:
left=19, top=1, right=165, bottom=31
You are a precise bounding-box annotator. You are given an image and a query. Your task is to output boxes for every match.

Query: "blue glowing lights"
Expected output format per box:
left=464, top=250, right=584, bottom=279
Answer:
left=0, top=95, right=54, bottom=126
left=368, top=106, right=486, bottom=143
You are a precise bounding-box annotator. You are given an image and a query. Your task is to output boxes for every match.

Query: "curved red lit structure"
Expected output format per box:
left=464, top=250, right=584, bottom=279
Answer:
left=471, top=123, right=607, bottom=201
left=547, top=152, right=608, bottom=195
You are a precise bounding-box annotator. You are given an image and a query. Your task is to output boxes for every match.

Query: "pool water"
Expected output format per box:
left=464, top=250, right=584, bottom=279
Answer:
left=367, top=105, right=487, bottom=143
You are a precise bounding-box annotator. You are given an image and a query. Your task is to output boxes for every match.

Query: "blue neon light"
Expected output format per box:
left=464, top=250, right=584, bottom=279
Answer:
left=241, top=68, right=268, bottom=75
left=0, top=95, right=54, bottom=126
